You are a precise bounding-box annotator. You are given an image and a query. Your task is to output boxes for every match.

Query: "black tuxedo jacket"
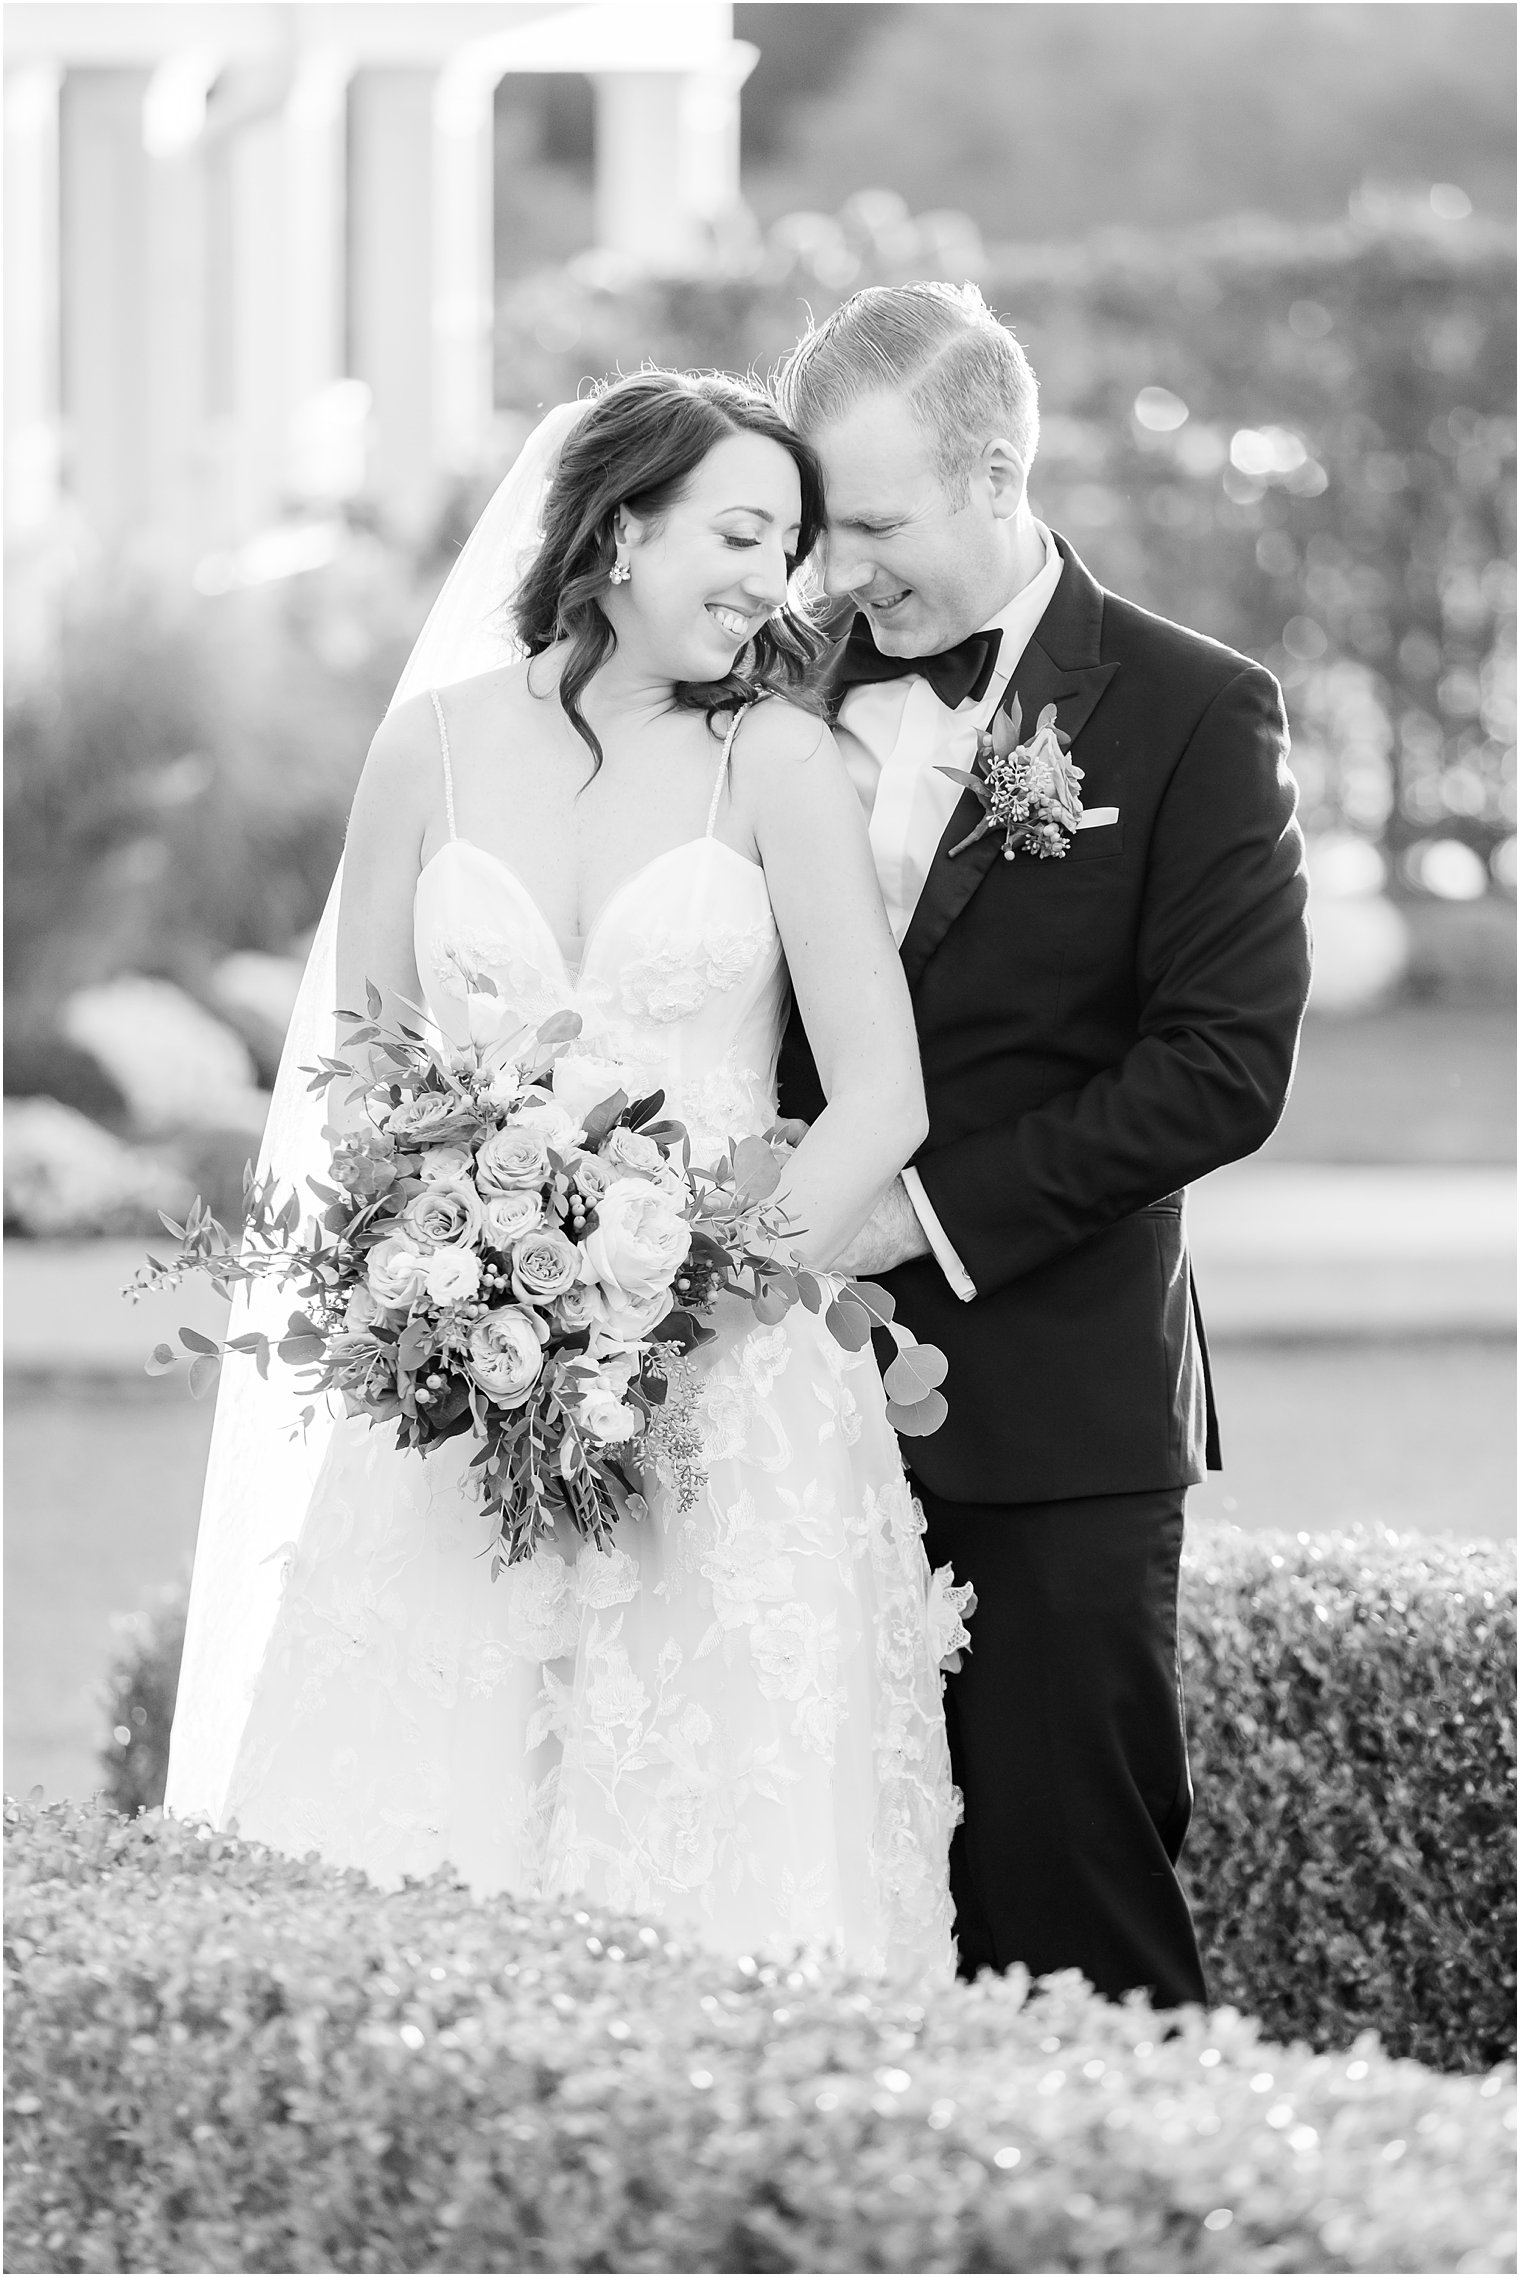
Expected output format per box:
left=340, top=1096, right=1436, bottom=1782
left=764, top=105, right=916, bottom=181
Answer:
left=777, top=534, right=1312, bottom=1504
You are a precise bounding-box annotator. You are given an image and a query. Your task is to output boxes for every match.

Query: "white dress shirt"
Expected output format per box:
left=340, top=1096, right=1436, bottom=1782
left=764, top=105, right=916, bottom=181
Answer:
left=834, top=521, right=1067, bottom=1301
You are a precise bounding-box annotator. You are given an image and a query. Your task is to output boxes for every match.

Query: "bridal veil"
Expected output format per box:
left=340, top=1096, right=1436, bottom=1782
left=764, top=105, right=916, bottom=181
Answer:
left=165, top=403, right=586, bottom=1823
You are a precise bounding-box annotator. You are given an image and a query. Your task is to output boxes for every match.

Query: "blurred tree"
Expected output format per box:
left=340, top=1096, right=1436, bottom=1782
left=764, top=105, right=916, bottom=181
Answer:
left=493, top=204, right=1515, bottom=906
left=738, top=3, right=1515, bottom=239
left=3, top=543, right=430, bottom=1045
left=10, top=210, right=1511, bottom=1072
left=734, top=4, right=895, bottom=162
left=494, top=72, right=595, bottom=280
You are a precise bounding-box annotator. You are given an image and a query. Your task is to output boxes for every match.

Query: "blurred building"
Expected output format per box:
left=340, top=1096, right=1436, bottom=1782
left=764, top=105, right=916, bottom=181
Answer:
left=3, top=1, right=755, bottom=571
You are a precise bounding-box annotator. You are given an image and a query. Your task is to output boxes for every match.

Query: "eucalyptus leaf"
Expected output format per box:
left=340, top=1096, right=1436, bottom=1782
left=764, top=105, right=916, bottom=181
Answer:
left=886, top=1388, right=949, bottom=1437
left=847, top=1279, right=897, bottom=1327
left=145, top=1344, right=177, bottom=1376
left=188, top=1353, right=221, bottom=1399
left=824, top=1295, right=872, bottom=1352
left=883, top=1340, right=950, bottom=1403
left=731, top=1133, right=781, bottom=1203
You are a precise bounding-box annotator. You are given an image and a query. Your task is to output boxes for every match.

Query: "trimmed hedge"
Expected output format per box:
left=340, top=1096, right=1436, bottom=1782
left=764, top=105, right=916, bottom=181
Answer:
left=1178, top=1524, right=1516, bottom=2072
left=5, top=1797, right=1515, bottom=2276
left=98, top=1521, right=1516, bottom=2072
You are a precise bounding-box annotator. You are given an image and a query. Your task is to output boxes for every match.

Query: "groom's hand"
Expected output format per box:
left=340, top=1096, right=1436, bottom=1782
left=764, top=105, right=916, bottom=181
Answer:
left=764, top=1118, right=812, bottom=1155
left=832, top=1176, right=932, bottom=1278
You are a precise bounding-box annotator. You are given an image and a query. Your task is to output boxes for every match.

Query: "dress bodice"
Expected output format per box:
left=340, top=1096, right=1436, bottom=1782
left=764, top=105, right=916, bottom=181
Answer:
left=412, top=698, right=788, bottom=1162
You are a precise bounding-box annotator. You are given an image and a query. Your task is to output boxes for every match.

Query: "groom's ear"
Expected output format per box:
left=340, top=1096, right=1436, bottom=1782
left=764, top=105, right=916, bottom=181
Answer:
left=983, top=437, right=1028, bottom=520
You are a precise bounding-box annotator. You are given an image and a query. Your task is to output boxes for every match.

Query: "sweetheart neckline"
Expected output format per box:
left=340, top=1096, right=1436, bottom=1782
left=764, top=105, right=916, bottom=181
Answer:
left=416, top=834, right=770, bottom=988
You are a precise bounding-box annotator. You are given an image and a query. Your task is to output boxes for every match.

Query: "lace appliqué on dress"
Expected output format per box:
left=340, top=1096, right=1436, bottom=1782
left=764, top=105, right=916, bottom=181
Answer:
left=614, top=917, right=776, bottom=1024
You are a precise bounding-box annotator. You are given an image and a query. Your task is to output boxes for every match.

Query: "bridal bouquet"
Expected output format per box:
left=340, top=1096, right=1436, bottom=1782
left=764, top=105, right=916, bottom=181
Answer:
left=133, top=995, right=947, bottom=1567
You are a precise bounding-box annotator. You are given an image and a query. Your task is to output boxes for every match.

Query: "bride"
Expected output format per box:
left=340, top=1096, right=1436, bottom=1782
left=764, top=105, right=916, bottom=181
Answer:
left=166, top=371, right=971, bottom=1975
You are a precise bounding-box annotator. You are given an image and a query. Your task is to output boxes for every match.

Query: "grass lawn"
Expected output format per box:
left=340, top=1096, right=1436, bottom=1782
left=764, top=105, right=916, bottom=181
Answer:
left=1266, top=1004, right=1514, bottom=1163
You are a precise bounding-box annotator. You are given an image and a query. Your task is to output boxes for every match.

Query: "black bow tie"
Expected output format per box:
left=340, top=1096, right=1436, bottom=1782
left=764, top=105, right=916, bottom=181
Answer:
left=835, top=617, right=1003, bottom=711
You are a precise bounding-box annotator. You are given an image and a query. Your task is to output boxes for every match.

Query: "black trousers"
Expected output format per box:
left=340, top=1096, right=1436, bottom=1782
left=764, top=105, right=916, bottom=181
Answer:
left=915, top=1480, right=1208, bottom=2010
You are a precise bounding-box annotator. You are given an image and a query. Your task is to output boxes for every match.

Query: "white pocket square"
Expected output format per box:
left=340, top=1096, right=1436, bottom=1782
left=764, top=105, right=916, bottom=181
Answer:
left=1076, top=806, right=1120, bottom=830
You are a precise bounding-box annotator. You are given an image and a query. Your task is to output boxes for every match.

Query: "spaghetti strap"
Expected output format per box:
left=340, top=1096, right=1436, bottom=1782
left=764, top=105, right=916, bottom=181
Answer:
left=430, top=689, right=458, bottom=843
left=705, top=708, right=746, bottom=838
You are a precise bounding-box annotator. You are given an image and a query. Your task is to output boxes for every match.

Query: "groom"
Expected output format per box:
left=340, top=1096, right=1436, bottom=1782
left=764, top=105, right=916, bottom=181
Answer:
left=775, top=284, right=1311, bottom=2008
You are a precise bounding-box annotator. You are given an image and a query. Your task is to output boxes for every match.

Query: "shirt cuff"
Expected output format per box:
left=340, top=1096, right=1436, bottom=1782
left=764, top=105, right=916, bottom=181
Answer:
left=901, top=1167, right=977, bottom=1302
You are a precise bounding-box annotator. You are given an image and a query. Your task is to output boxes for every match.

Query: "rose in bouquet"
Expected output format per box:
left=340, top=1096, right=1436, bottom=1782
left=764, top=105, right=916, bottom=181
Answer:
left=133, top=992, right=947, bottom=1568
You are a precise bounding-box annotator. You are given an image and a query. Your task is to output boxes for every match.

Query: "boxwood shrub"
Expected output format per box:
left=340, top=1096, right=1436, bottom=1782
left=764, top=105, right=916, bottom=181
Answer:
left=5, top=1798, right=1515, bottom=2276
left=1178, top=1523, right=1515, bottom=2072
left=96, top=1520, right=1516, bottom=2072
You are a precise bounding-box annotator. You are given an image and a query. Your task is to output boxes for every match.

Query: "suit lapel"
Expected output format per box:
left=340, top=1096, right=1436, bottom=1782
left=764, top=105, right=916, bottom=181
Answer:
left=898, top=536, right=1120, bottom=995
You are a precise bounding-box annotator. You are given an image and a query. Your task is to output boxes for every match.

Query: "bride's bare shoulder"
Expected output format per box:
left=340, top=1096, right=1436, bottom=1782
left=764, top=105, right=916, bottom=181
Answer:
left=427, top=656, right=568, bottom=752
left=363, top=659, right=543, bottom=777
left=729, top=694, right=836, bottom=776
left=437, top=654, right=546, bottom=706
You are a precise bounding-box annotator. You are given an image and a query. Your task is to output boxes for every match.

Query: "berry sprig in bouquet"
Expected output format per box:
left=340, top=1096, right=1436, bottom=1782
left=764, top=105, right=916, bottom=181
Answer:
left=133, top=992, right=947, bottom=1569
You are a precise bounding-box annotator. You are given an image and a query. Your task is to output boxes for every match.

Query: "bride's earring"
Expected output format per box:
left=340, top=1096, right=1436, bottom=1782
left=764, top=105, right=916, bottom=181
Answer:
left=609, top=556, right=631, bottom=585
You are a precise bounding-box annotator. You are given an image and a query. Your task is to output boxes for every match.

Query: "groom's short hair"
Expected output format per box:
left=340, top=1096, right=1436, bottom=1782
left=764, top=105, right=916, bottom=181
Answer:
left=775, top=281, right=1039, bottom=498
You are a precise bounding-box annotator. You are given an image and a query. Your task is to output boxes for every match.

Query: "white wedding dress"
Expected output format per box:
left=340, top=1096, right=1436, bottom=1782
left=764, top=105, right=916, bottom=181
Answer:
left=218, top=701, right=969, bottom=1975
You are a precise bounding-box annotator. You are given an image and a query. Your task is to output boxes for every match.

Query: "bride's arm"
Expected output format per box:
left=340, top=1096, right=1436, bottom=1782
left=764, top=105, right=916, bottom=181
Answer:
left=735, top=702, right=928, bottom=1269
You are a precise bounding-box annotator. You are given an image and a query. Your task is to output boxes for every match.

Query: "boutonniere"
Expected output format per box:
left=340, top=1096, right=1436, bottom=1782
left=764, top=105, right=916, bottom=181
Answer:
left=936, top=694, right=1085, bottom=860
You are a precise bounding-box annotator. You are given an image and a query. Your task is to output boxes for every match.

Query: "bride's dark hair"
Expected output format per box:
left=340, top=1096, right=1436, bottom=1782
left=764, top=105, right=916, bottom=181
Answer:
left=513, top=369, right=827, bottom=770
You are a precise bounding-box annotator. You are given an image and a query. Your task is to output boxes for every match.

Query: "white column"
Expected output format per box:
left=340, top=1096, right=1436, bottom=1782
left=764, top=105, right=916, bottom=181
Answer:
left=4, top=63, right=62, bottom=539
left=284, top=47, right=352, bottom=438
left=58, top=68, right=154, bottom=546
left=142, top=48, right=220, bottom=568
left=593, top=73, right=693, bottom=270
left=679, top=41, right=755, bottom=236
left=348, top=67, right=438, bottom=534
left=226, top=103, right=292, bottom=538
left=433, top=48, right=496, bottom=473
left=593, top=37, right=756, bottom=273
left=4, top=61, right=64, bottom=672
